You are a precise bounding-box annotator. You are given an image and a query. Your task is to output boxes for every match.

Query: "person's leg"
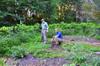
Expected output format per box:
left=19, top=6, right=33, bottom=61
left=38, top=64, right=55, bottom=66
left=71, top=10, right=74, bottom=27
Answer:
left=44, top=30, right=47, bottom=43
left=43, top=30, right=47, bottom=44
left=58, top=41, right=62, bottom=45
left=57, top=38, right=63, bottom=45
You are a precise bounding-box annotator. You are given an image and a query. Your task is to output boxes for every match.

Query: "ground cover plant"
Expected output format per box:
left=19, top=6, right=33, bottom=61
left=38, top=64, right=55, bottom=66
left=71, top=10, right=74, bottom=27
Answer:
left=0, top=23, right=100, bottom=66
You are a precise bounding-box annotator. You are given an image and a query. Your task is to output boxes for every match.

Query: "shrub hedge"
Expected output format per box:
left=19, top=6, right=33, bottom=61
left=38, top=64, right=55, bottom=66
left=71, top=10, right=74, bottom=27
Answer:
left=0, top=23, right=99, bottom=56
left=48, top=23, right=100, bottom=38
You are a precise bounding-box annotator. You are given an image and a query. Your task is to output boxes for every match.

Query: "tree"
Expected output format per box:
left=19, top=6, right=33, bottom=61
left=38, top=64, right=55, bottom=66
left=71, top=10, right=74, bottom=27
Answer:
left=82, top=0, right=100, bottom=22
left=0, top=0, right=83, bottom=24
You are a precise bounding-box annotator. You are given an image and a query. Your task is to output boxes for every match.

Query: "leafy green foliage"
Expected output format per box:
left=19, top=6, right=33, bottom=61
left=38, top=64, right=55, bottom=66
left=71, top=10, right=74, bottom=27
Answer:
left=0, top=24, right=39, bottom=56
left=62, top=43, right=100, bottom=66
left=0, top=0, right=82, bottom=23
left=0, top=59, right=5, bottom=66
left=0, top=23, right=99, bottom=57
left=48, top=23, right=99, bottom=37
left=0, top=36, right=21, bottom=56
left=95, top=35, right=100, bottom=40
left=7, top=46, right=28, bottom=58
left=0, top=23, right=99, bottom=66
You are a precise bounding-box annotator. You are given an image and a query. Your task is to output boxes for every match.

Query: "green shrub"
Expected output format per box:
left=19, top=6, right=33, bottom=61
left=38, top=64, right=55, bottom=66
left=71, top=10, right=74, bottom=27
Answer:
left=0, top=24, right=40, bottom=56
left=0, top=26, right=10, bottom=35
left=0, top=23, right=99, bottom=59
left=0, top=59, right=5, bottom=66
left=72, top=54, right=87, bottom=64
left=95, top=62, right=100, bottom=66
left=0, top=36, right=21, bottom=56
left=7, top=46, right=28, bottom=58
left=16, top=24, right=39, bottom=32
left=95, top=35, right=100, bottom=40
left=48, top=23, right=99, bottom=37
left=16, top=32, right=32, bottom=43
left=63, top=43, right=100, bottom=66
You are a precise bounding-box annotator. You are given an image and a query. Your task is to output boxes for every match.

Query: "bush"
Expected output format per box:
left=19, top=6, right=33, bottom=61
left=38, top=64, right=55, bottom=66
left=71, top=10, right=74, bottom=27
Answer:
left=0, top=24, right=40, bottom=56
left=0, top=23, right=99, bottom=59
left=16, top=32, right=32, bottom=43
left=72, top=53, right=87, bottom=64
left=0, top=59, right=5, bottom=66
left=0, top=26, right=10, bottom=35
left=48, top=23, right=99, bottom=37
left=0, top=36, right=21, bottom=56
left=95, top=35, right=100, bottom=40
left=6, top=46, right=28, bottom=58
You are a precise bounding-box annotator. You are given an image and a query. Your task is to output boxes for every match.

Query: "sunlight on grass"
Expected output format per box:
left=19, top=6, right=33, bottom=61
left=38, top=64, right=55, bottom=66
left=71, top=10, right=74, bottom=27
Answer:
left=62, top=43, right=100, bottom=52
left=0, top=58, right=5, bottom=66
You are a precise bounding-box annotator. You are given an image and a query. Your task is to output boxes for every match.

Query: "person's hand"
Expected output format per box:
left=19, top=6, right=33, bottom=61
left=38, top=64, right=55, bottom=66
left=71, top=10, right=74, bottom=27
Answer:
left=54, top=35, right=57, bottom=38
left=46, top=30, right=48, bottom=32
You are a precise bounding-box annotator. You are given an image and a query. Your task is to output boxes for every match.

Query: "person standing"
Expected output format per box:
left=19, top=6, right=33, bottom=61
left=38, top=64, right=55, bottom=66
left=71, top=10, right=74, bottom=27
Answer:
left=41, top=19, right=48, bottom=44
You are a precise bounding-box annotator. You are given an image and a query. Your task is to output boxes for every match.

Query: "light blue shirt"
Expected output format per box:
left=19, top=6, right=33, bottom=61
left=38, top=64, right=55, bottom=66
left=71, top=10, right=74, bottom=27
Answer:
left=41, top=21, right=48, bottom=30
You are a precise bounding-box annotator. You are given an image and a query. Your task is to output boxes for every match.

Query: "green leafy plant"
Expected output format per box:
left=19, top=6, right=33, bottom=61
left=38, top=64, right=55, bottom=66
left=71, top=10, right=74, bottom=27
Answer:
left=0, top=36, right=21, bottom=56
left=7, top=46, right=28, bottom=58
left=0, top=59, right=5, bottom=66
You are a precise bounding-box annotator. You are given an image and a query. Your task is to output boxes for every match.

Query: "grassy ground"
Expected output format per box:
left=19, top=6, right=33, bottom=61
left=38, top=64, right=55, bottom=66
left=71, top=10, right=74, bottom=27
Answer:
left=17, top=41, right=100, bottom=66
left=0, top=23, right=100, bottom=66
left=0, top=58, right=5, bottom=66
left=1, top=38, right=100, bottom=66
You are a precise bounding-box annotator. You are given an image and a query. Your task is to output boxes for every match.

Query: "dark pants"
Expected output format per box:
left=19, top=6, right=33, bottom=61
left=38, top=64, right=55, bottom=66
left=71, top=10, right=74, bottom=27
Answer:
left=57, top=38, right=63, bottom=45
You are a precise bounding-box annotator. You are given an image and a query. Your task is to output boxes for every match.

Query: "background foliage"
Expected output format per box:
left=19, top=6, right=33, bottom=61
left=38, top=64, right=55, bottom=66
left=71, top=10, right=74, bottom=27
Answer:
left=0, top=0, right=83, bottom=24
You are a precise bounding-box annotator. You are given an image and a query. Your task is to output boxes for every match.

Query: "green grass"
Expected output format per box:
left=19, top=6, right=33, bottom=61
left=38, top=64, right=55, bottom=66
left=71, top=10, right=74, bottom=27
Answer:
left=0, top=23, right=100, bottom=66
left=20, top=42, right=66, bottom=58
left=62, top=43, right=100, bottom=52
left=9, top=41, right=100, bottom=59
left=24, top=42, right=100, bottom=65
left=1, top=40, right=100, bottom=66
left=61, top=43, right=100, bottom=66
left=0, top=58, right=5, bottom=66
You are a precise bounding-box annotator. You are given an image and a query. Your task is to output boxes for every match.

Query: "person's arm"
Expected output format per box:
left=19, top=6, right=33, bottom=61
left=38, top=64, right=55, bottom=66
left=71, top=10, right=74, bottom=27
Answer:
left=55, top=32, right=60, bottom=38
left=45, top=22, right=48, bottom=32
left=46, top=22, right=48, bottom=30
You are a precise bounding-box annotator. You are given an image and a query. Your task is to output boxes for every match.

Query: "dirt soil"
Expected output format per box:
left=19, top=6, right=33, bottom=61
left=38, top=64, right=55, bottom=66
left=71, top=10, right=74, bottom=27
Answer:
left=5, top=54, right=68, bottom=66
left=63, top=36, right=100, bottom=46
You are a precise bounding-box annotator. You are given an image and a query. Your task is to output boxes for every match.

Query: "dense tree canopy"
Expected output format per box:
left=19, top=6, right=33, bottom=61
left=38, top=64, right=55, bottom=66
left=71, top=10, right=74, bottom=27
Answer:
left=0, top=0, right=98, bottom=25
